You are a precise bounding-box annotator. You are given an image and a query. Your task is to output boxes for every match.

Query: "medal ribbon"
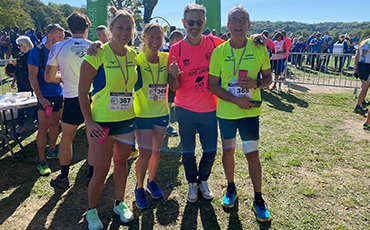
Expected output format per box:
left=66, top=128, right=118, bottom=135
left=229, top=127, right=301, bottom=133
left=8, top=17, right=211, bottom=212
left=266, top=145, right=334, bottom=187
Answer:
left=230, top=40, right=247, bottom=76
left=146, top=54, right=161, bottom=98
left=109, top=43, right=129, bottom=94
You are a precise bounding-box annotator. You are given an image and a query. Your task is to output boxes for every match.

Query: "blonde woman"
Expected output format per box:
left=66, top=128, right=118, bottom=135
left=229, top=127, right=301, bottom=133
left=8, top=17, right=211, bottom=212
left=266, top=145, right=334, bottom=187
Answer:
left=79, top=10, right=137, bottom=229
left=134, top=23, right=169, bottom=209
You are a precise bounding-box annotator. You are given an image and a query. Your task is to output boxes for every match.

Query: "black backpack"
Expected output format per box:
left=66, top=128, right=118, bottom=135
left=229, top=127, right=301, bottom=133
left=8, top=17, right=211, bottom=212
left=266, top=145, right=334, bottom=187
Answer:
left=35, top=44, right=46, bottom=86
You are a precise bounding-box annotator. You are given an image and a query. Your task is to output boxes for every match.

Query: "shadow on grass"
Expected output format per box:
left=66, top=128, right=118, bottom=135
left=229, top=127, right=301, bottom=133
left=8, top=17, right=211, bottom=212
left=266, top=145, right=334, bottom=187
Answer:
left=262, top=90, right=308, bottom=112
left=181, top=199, right=220, bottom=230
left=223, top=198, right=242, bottom=230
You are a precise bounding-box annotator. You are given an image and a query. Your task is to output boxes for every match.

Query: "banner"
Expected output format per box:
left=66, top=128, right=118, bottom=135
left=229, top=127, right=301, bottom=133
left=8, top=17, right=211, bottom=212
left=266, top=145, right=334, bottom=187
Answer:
left=195, top=0, right=221, bottom=35
left=86, top=0, right=111, bottom=41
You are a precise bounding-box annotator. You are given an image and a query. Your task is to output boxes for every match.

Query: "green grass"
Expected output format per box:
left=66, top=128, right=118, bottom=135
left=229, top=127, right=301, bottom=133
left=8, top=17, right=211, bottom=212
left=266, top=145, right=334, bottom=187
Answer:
left=0, top=82, right=369, bottom=229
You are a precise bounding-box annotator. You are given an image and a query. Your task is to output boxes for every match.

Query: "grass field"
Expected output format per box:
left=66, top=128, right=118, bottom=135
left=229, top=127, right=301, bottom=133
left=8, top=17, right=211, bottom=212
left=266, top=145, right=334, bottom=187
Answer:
left=0, top=87, right=369, bottom=230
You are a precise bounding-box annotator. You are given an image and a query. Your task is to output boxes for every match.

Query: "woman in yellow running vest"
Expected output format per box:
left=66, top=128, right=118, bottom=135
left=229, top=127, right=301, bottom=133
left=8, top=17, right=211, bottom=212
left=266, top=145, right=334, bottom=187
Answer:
left=79, top=9, right=137, bottom=229
left=133, top=23, right=169, bottom=209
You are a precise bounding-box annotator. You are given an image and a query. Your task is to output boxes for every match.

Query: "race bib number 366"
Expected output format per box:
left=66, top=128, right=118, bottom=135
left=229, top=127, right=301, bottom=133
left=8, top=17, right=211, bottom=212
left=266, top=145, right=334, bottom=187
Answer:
left=227, top=83, right=252, bottom=98
left=148, top=84, right=167, bottom=101
left=108, top=92, right=134, bottom=111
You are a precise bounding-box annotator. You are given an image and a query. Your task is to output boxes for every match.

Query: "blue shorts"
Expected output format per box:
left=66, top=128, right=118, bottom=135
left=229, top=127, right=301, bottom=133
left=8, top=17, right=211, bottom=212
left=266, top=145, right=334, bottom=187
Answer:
left=136, top=115, right=169, bottom=130
left=96, top=118, right=135, bottom=136
left=218, top=117, right=259, bottom=141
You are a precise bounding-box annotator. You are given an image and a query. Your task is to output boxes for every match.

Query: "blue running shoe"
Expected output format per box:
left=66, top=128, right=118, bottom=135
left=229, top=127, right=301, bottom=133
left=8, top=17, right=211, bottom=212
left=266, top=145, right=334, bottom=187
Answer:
left=363, top=122, right=370, bottom=129
left=252, top=199, right=272, bottom=222
left=135, top=187, right=149, bottom=209
left=222, top=191, right=238, bottom=208
left=353, top=106, right=368, bottom=115
left=146, top=179, right=163, bottom=199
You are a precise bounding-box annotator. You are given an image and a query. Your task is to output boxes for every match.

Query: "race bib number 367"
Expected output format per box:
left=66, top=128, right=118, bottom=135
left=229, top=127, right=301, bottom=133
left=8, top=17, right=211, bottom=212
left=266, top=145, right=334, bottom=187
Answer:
left=108, top=92, right=134, bottom=111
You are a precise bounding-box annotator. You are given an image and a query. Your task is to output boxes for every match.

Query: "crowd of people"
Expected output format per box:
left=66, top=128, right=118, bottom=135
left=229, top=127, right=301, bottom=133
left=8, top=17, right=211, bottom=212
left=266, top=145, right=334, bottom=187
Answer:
left=15, top=2, right=370, bottom=229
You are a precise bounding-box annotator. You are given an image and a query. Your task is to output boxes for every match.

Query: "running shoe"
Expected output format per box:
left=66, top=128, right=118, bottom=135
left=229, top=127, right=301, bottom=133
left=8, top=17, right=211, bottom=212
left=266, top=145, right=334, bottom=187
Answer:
left=113, top=201, right=134, bottom=223
left=198, top=180, right=214, bottom=200
left=37, top=161, right=51, bottom=176
left=363, top=122, right=370, bottom=129
left=222, top=191, right=238, bottom=208
left=129, top=147, right=139, bottom=159
left=15, top=125, right=25, bottom=134
left=361, top=101, right=370, bottom=109
left=46, top=149, right=59, bottom=159
left=86, top=208, right=103, bottom=230
left=146, top=179, right=163, bottom=199
left=252, top=199, right=272, bottom=222
left=50, top=174, right=70, bottom=189
left=187, top=183, right=198, bottom=203
left=135, top=187, right=149, bottom=209
left=353, top=106, right=368, bottom=115
left=166, top=126, right=178, bottom=137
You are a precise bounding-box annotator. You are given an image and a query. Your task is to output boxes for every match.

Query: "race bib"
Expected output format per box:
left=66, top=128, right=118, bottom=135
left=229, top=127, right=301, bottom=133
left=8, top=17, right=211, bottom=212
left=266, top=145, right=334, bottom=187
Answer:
left=227, top=82, right=252, bottom=98
left=108, top=92, right=133, bottom=111
left=147, top=84, right=167, bottom=101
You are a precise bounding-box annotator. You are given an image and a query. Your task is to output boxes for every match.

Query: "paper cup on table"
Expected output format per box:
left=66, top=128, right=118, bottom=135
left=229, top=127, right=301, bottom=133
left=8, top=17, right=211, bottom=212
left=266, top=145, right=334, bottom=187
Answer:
left=98, top=126, right=110, bottom=144
left=46, top=106, right=53, bottom=117
left=8, top=97, right=17, bottom=103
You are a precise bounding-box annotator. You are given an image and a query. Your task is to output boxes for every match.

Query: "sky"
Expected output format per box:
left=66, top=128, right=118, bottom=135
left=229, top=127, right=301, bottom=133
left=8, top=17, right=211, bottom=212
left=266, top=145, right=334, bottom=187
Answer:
left=41, top=0, right=369, bottom=29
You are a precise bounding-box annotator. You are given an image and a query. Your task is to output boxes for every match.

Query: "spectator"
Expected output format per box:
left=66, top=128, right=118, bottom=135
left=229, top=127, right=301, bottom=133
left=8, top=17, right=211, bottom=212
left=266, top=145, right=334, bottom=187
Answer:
left=212, top=29, right=217, bottom=37
left=345, top=34, right=356, bottom=68
left=95, top=25, right=109, bottom=44
left=221, top=33, right=228, bottom=41
left=0, top=31, right=11, bottom=59
left=334, top=34, right=349, bottom=72
left=306, top=31, right=317, bottom=65
left=63, top=30, right=72, bottom=40
left=11, top=36, right=35, bottom=134
left=10, top=26, right=20, bottom=58
left=292, top=36, right=306, bottom=67
left=26, top=28, right=39, bottom=45
left=270, top=32, right=286, bottom=90
left=309, top=32, right=325, bottom=70
left=322, top=34, right=333, bottom=67
left=262, top=30, right=275, bottom=58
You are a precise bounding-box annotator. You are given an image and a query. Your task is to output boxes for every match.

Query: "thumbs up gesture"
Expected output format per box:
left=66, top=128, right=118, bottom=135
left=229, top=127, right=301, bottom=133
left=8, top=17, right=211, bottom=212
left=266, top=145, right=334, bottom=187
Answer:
left=169, top=56, right=183, bottom=77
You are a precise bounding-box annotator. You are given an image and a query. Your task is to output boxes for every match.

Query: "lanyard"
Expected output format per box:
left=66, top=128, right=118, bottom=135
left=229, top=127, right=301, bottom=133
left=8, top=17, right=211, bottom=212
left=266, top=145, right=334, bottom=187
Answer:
left=230, top=40, right=247, bottom=76
left=109, top=43, right=129, bottom=94
left=146, top=54, right=161, bottom=100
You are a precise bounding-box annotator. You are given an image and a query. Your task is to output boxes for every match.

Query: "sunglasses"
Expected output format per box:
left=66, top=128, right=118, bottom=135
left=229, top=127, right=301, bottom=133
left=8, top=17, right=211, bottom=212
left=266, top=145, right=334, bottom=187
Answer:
left=186, top=20, right=204, bottom=27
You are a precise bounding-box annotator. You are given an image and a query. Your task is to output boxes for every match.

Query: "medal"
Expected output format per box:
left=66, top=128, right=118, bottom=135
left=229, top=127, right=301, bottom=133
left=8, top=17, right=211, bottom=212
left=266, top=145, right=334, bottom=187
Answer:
left=154, top=95, right=158, bottom=101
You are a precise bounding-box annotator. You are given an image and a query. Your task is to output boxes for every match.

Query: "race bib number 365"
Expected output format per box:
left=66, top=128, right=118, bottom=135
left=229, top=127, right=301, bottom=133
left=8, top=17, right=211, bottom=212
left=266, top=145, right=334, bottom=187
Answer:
left=108, top=92, right=134, bottom=111
left=227, top=83, right=252, bottom=98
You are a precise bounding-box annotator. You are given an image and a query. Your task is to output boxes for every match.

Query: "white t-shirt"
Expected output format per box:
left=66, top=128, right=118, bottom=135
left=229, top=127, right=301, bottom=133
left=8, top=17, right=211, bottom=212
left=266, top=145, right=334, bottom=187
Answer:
left=47, top=38, right=92, bottom=98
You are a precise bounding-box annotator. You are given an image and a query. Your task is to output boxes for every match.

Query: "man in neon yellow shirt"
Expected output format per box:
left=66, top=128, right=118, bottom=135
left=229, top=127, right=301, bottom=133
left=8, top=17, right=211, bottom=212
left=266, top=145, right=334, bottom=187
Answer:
left=209, top=6, right=272, bottom=222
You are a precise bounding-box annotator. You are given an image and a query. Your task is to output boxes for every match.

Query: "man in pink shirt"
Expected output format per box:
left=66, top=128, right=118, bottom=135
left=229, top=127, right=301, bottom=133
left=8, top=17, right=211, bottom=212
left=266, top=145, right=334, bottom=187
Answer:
left=168, top=3, right=224, bottom=203
left=262, top=30, right=275, bottom=55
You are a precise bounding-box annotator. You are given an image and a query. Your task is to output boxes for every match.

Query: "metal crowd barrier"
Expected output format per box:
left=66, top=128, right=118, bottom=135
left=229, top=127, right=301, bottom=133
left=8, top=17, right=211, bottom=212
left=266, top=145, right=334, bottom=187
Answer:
left=271, top=52, right=360, bottom=96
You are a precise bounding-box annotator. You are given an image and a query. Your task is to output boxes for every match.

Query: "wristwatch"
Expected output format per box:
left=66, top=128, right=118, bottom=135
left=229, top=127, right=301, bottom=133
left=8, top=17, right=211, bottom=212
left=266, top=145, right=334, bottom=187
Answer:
left=255, top=79, right=261, bottom=89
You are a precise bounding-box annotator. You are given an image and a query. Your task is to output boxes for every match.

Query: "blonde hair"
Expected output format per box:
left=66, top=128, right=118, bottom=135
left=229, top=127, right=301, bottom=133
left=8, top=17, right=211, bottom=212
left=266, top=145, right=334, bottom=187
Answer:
left=109, top=9, right=137, bottom=43
left=139, top=23, right=164, bottom=54
left=16, top=36, right=34, bottom=53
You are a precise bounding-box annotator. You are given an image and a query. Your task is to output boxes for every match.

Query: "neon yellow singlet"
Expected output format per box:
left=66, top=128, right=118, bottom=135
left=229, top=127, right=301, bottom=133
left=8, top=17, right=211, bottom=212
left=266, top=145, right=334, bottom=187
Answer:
left=84, top=43, right=138, bottom=122
left=134, top=52, right=169, bottom=117
left=209, top=38, right=271, bottom=119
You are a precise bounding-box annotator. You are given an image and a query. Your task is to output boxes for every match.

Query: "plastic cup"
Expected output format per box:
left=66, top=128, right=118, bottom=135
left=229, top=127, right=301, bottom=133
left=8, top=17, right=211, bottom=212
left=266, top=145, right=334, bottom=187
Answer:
left=46, top=106, right=53, bottom=117
left=238, top=70, right=248, bottom=84
left=98, top=126, right=110, bottom=144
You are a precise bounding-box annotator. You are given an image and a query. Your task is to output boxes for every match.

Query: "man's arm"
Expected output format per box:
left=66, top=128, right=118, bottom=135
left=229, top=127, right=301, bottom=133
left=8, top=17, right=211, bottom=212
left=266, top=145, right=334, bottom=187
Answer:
left=45, top=65, right=62, bottom=83
left=28, top=64, right=50, bottom=109
left=168, top=56, right=182, bottom=91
